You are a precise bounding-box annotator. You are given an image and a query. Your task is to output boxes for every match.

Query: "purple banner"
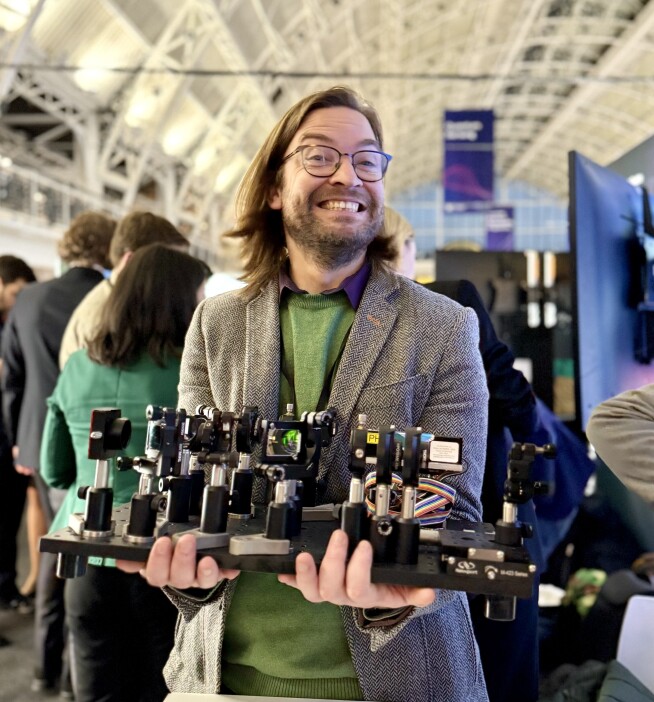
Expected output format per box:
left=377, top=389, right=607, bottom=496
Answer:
left=485, top=206, right=514, bottom=250
left=443, top=110, right=494, bottom=213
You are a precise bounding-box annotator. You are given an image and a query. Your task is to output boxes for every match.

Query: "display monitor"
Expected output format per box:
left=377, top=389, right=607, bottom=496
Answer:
left=569, top=151, right=654, bottom=433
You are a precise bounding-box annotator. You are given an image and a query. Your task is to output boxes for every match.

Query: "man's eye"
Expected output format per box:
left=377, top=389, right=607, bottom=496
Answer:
left=355, top=153, right=382, bottom=169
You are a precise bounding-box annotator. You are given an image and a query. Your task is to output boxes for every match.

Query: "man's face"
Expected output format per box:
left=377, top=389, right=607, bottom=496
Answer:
left=0, top=278, right=29, bottom=316
left=269, top=106, right=385, bottom=270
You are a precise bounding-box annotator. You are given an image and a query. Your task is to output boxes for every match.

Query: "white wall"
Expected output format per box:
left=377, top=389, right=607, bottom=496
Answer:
left=0, top=212, right=63, bottom=279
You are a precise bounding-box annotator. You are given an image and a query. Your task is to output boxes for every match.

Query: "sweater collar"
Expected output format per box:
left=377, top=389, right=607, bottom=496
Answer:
left=278, top=260, right=371, bottom=309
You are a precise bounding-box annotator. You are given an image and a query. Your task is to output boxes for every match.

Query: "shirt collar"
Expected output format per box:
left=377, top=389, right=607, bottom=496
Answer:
left=279, top=260, right=371, bottom=309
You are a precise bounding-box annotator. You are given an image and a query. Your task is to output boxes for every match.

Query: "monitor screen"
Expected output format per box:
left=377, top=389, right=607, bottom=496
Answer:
left=569, top=151, right=654, bottom=433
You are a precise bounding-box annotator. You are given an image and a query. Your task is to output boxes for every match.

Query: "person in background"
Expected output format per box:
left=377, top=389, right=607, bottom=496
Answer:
left=120, top=85, right=489, bottom=702
left=384, top=206, right=416, bottom=280
left=0, top=255, right=36, bottom=615
left=586, top=384, right=654, bottom=507
left=59, top=210, right=189, bottom=369
left=1, top=211, right=116, bottom=694
left=388, top=205, right=543, bottom=702
left=41, top=244, right=208, bottom=702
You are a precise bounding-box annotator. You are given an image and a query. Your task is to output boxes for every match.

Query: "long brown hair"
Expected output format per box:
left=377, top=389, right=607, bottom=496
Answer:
left=225, top=86, right=397, bottom=298
left=87, top=244, right=207, bottom=368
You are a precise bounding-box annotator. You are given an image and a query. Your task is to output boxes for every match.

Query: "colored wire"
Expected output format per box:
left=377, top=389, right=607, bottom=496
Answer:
left=363, top=471, right=457, bottom=526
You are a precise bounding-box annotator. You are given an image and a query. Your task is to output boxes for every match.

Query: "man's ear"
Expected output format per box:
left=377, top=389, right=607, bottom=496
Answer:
left=268, top=184, right=282, bottom=210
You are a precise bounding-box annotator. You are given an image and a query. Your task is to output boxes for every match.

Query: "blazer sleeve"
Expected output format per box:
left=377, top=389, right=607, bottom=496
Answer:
left=586, top=384, right=654, bottom=507
left=40, top=391, right=76, bottom=490
left=178, top=298, right=216, bottom=412
left=1, top=309, right=24, bottom=445
left=419, top=304, right=488, bottom=523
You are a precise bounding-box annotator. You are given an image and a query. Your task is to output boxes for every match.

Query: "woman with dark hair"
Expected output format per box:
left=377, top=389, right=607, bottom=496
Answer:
left=40, top=244, right=208, bottom=702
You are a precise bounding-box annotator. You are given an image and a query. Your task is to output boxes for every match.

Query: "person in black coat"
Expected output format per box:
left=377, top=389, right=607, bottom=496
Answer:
left=425, top=278, right=544, bottom=702
left=1, top=212, right=116, bottom=691
left=386, top=206, right=545, bottom=702
left=0, top=256, right=36, bottom=621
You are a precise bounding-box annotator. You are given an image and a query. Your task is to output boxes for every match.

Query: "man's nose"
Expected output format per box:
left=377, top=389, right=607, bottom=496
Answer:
left=328, top=156, right=362, bottom=186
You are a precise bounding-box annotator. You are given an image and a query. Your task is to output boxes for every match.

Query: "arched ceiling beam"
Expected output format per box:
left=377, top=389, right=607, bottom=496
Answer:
left=506, top=0, right=654, bottom=180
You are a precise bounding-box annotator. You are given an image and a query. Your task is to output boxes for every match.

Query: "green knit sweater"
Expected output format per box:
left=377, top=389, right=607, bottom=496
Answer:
left=221, top=290, right=361, bottom=699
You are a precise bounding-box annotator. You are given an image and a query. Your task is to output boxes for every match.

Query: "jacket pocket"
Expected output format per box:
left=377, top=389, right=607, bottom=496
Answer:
left=356, top=374, right=430, bottom=426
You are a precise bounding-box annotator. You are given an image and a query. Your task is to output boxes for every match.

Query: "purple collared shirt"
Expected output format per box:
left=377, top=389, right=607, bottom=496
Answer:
left=278, top=261, right=371, bottom=309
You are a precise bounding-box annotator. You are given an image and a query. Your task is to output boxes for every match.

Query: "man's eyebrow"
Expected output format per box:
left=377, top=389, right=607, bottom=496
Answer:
left=298, top=132, right=381, bottom=149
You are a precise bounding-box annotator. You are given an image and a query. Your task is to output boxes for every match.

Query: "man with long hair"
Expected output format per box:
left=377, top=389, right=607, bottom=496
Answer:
left=121, top=86, right=489, bottom=702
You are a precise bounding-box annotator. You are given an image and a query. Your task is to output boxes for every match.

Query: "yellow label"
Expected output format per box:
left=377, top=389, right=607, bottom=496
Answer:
left=367, top=431, right=379, bottom=444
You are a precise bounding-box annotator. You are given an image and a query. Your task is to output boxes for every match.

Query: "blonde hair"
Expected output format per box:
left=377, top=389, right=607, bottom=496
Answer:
left=384, top=206, right=416, bottom=279
left=384, top=206, right=415, bottom=253
left=225, top=86, right=396, bottom=298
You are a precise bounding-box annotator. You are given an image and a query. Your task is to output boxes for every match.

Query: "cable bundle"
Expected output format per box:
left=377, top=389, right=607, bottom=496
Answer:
left=363, top=471, right=457, bottom=526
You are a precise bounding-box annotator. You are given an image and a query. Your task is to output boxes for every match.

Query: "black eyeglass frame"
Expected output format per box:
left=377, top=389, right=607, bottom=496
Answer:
left=280, top=144, right=393, bottom=182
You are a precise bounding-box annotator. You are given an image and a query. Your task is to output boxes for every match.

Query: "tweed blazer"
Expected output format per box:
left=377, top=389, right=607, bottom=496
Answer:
left=165, top=267, right=490, bottom=702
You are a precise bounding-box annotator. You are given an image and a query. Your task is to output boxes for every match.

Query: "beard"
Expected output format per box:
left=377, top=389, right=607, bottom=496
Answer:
left=282, top=188, right=384, bottom=270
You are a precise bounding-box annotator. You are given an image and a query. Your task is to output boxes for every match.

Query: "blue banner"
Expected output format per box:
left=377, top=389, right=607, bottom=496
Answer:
left=485, top=206, right=514, bottom=250
left=443, top=110, right=494, bottom=212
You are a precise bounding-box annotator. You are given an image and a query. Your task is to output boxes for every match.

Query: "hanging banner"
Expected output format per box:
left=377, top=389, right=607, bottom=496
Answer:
left=443, top=110, right=494, bottom=213
left=485, top=206, right=514, bottom=250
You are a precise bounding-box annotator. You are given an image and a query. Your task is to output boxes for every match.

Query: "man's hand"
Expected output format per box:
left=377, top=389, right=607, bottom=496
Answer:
left=116, top=534, right=239, bottom=590
left=13, top=447, right=34, bottom=476
left=278, top=529, right=436, bottom=609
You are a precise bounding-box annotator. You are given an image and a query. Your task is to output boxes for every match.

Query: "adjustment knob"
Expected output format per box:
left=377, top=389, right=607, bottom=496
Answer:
left=116, top=456, right=133, bottom=472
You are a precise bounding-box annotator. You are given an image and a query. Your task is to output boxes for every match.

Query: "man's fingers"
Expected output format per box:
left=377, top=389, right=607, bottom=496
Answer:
left=317, top=529, right=350, bottom=604
left=196, top=556, right=221, bottom=589
left=407, top=587, right=436, bottom=607
left=168, top=534, right=199, bottom=589
left=344, top=539, right=375, bottom=605
left=144, top=536, right=173, bottom=587
left=115, top=559, right=144, bottom=574
left=293, top=552, right=323, bottom=602
left=346, top=539, right=436, bottom=609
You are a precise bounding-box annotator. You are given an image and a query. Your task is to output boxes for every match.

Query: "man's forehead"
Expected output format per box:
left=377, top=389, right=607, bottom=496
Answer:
left=293, top=106, right=378, bottom=146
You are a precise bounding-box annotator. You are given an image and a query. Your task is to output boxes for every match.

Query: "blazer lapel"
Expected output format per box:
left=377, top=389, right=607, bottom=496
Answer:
left=328, top=268, right=399, bottom=425
left=244, top=282, right=280, bottom=421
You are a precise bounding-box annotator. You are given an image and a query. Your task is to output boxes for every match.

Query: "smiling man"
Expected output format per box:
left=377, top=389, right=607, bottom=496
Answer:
left=120, top=86, right=490, bottom=702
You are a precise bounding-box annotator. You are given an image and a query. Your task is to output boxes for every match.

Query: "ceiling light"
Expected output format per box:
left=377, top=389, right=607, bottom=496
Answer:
left=124, top=92, right=159, bottom=128
left=74, top=67, right=111, bottom=94
left=0, top=0, right=31, bottom=32
left=193, top=146, right=217, bottom=174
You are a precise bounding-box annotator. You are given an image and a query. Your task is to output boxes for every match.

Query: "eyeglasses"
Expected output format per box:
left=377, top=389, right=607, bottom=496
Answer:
left=280, top=144, right=392, bottom=182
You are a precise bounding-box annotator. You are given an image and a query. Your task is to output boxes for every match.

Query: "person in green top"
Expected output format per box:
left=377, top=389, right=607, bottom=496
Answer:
left=120, top=87, right=490, bottom=702
left=41, top=244, right=208, bottom=702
